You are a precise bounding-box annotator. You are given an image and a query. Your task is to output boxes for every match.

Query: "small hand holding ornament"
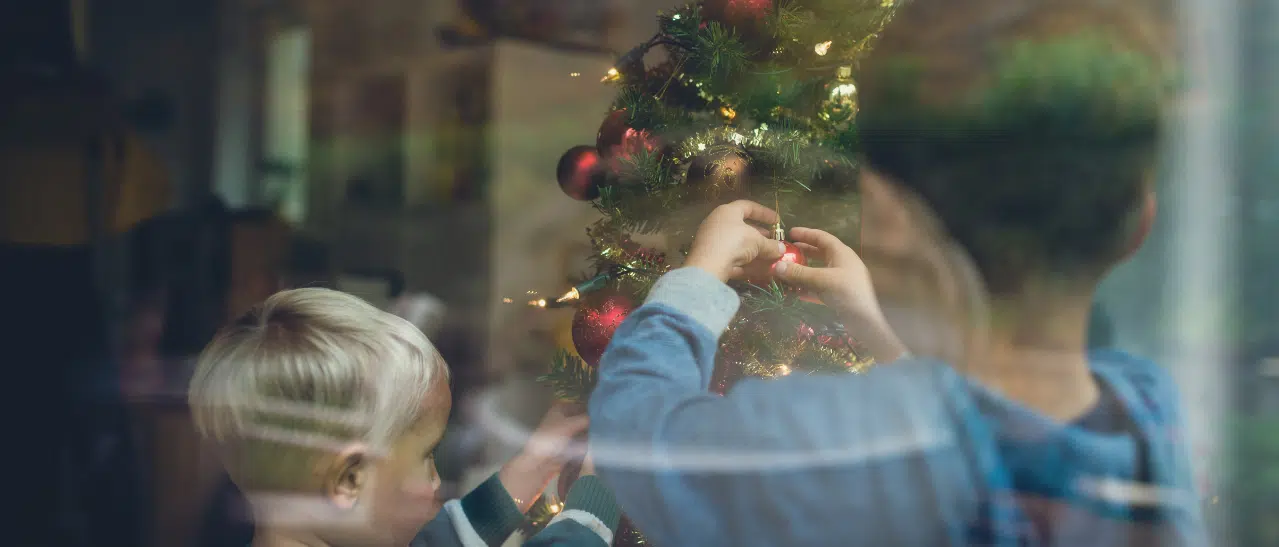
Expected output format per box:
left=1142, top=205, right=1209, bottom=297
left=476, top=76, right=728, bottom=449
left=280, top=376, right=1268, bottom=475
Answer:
left=744, top=219, right=807, bottom=287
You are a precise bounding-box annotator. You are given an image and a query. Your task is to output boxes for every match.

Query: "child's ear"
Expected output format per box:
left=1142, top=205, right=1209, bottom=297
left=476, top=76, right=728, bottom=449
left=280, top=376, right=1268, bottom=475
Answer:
left=1122, top=188, right=1157, bottom=260
left=324, top=443, right=370, bottom=510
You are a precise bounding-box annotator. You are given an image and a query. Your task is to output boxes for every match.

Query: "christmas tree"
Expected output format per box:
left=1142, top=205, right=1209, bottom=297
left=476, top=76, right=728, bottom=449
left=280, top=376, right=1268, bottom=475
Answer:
left=527, top=0, right=899, bottom=543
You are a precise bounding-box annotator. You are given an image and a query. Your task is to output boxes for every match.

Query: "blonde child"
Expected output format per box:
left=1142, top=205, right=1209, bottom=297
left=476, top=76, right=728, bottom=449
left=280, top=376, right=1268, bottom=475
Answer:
left=189, top=288, right=619, bottom=547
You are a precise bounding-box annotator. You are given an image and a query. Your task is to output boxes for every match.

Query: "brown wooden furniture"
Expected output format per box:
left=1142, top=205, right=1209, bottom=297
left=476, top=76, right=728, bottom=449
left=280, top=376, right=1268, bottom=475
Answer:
left=131, top=396, right=225, bottom=547
left=226, top=211, right=292, bottom=321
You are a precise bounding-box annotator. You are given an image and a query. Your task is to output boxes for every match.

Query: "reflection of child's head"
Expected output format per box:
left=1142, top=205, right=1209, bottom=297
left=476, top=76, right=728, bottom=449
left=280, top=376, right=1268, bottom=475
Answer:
left=858, top=0, right=1176, bottom=297
left=188, top=288, right=450, bottom=547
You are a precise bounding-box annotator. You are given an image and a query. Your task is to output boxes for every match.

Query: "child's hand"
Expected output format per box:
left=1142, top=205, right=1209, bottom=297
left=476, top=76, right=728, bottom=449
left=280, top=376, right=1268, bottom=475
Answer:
left=684, top=200, right=786, bottom=282
left=772, top=227, right=908, bottom=362
left=772, top=227, right=878, bottom=319
left=500, top=402, right=589, bottom=512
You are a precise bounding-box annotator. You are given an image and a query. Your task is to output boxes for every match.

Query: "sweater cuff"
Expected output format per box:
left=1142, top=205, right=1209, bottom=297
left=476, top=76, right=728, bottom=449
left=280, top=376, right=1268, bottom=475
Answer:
left=645, top=267, right=740, bottom=337
left=459, top=472, right=525, bottom=546
left=561, top=476, right=621, bottom=532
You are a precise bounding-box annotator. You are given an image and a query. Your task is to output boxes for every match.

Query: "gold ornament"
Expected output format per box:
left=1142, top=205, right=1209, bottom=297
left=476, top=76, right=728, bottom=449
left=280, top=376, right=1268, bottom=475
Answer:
left=685, top=146, right=752, bottom=204
left=819, top=65, right=859, bottom=127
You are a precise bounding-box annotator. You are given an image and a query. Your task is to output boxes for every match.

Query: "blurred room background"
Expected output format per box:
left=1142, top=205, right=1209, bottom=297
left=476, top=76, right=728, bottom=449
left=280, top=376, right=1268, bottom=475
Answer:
left=1, top=0, right=1275, bottom=544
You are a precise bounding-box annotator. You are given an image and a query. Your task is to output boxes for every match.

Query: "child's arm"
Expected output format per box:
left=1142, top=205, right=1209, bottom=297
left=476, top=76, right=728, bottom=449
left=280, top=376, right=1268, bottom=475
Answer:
left=413, top=472, right=526, bottom=547
left=523, top=458, right=621, bottom=547
left=586, top=202, right=964, bottom=546
left=414, top=404, right=591, bottom=546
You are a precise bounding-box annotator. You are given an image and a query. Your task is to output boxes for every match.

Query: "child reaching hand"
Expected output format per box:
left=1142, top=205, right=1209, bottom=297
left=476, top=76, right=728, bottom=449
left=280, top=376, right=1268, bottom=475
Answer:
left=189, top=288, right=619, bottom=547
left=585, top=0, right=1207, bottom=544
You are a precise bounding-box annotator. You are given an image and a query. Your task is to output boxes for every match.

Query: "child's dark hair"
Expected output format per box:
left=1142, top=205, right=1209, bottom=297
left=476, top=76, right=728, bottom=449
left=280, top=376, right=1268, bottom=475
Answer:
left=857, top=0, right=1176, bottom=295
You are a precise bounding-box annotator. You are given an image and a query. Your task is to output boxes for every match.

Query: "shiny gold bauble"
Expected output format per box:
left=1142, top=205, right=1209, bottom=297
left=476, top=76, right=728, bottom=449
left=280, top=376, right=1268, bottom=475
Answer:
left=684, top=147, right=752, bottom=204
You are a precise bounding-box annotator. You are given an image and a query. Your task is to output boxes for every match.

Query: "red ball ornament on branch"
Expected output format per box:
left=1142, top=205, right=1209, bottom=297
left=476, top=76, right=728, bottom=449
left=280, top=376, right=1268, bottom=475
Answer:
left=702, top=0, right=774, bottom=26
left=556, top=145, right=606, bottom=201
left=745, top=240, right=807, bottom=287
left=702, top=0, right=775, bottom=48
left=596, top=109, right=630, bottom=155
left=597, top=109, right=659, bottom=161
left=571, top=292, right=636, bottom=367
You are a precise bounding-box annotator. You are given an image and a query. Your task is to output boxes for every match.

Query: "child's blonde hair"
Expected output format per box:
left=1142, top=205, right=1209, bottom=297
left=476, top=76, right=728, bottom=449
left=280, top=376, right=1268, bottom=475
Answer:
left=188, top=288, right=448, bottom=491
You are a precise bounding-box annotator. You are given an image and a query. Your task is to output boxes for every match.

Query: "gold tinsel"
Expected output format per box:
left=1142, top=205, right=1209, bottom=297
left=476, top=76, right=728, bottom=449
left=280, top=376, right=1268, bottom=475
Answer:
left=718, top=319, right=873, bottom=382
left=587, top=221, right=671, bottom=283
left=673, top=125, right=810, bottom=164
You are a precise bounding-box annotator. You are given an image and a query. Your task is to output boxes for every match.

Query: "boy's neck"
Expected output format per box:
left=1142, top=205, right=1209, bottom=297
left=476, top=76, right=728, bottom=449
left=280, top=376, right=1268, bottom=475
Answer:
left=963, top=286, right=1100, bottom=422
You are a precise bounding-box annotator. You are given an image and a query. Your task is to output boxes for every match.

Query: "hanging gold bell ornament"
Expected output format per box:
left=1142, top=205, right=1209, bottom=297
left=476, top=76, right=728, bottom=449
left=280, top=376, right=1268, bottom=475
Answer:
left=819, top=66, right=859, bottom=129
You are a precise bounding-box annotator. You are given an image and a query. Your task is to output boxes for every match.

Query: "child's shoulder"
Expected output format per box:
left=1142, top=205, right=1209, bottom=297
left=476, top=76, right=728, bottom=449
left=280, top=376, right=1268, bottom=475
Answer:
left=1088, top=349, right=1185, bottom=424
left=1089, top=349, right=1175, bottom=386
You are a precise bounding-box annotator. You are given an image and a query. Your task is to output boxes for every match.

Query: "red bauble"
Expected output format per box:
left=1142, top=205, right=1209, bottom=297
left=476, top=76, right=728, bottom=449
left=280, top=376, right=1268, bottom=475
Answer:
left=571, top=292, right=636, bottom=367
left=702, top=0, right=774, bottom=25
left=557, top=145, right=606, bottom=200
left=702, top=0, right=775, bottom=48
left=597, top=109, right=659, bottom=161
left=745, top=241, right=807, bottom=286
left=596, top=110, right=630, bottom=154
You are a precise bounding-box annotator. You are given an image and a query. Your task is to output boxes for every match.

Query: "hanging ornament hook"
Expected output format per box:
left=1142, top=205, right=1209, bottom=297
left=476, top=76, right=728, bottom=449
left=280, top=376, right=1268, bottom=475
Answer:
left=772, top=192, right=785, bottom=240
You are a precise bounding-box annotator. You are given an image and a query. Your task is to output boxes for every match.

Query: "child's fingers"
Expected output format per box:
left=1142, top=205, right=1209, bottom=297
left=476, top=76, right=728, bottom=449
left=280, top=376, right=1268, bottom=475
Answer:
left=792, top=242, right=824, bottom=261
left=771, top=261, right=831, bottom=291
left=789, top=227, right=844, bottom=255
left=723, top=200, right=781, bottom=226
left=754, top=233, right=785, bottom=262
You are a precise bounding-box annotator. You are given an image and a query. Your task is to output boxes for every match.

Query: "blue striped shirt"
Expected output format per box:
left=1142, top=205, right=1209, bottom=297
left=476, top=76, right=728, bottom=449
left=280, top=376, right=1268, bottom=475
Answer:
left=589, top=267, right=1207, bottom=546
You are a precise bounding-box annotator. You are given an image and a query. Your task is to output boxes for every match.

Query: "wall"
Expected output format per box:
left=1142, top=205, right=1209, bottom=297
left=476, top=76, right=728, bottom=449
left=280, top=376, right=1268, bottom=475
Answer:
left=90, top=0, right=219, bottom=209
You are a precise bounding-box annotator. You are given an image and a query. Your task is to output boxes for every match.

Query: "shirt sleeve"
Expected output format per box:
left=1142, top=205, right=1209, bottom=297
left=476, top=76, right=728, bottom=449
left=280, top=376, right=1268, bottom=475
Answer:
left=412, top=473, right=526, bottom=547
left=523, top=476, right=621, bottom=546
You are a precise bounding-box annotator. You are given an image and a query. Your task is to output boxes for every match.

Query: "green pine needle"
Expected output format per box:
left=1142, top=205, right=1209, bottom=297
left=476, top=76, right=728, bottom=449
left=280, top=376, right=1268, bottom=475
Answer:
left=536, top=349, right=598, bottom=403
left=692, top=23, right=750, bottom=80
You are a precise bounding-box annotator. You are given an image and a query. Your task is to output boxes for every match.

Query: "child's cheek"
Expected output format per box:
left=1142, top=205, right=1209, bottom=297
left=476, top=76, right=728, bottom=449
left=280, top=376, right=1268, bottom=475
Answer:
left=399, top=477, right=439, bottom=503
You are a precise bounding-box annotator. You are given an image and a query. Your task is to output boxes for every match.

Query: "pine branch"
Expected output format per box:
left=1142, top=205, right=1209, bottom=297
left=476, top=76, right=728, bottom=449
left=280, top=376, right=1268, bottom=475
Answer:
left=658, top=4, right=702, bottom=49
left=536, top=349, right=598, bottom=403
left=687, top=22, right=750, bottom=90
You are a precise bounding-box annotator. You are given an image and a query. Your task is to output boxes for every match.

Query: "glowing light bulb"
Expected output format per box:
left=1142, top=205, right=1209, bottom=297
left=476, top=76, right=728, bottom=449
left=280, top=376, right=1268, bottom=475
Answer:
left=556, top=287, right=581, bottom=304
left=814, top=41, right=832, bottom=56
